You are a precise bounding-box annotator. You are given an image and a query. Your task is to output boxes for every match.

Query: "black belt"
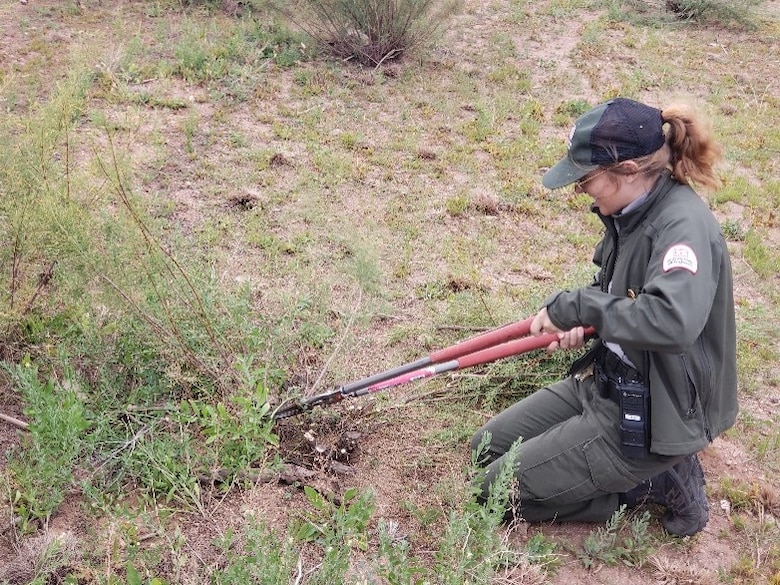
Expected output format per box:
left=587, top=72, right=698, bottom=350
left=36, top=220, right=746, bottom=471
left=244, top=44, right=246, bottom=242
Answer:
left=601, top=348, right=642, bottom=381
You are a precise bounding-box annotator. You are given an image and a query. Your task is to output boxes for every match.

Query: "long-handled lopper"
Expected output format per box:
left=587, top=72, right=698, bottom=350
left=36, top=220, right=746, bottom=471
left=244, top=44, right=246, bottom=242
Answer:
left=273, top=317, right=596, bottom=420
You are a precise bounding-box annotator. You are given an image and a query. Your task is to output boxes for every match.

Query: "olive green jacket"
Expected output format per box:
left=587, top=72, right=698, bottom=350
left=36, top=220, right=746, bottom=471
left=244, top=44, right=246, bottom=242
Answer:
left=545, top=171, right=738, bottom=456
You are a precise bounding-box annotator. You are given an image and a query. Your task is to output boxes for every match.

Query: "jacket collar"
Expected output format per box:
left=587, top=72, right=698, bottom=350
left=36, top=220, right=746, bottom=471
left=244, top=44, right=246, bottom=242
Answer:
left=593, top=170, right=677, bottom=233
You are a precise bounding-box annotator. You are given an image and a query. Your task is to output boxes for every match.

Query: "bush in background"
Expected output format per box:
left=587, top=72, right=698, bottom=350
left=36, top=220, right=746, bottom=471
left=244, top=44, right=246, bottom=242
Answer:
left=664, top=0, right=766, bottom=27
left=278, top=0, right=462, bottom=66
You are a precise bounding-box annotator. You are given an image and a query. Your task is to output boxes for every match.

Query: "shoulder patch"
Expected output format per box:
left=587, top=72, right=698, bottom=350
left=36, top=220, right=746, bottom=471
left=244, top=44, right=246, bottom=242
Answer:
left=662, top=244, right=698, bottom=274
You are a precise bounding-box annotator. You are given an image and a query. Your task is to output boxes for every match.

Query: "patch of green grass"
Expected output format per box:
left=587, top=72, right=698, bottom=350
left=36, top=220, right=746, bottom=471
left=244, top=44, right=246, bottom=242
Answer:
left=735, top=302, right=780, bottom=394
left=126, top=91, right=190, bottom=110
left=487, top=63, right=533, bottom=93
left=542, top=0, right=598, bottom=18
left=446, top=193, right=470, bottom=216
left=744, top=229, right=780, bottom=277
left=730, top=412, right=780, bottom=472
left=552, top=98, right=592, bottom=126
left=715, top=175, right=752, bottom=205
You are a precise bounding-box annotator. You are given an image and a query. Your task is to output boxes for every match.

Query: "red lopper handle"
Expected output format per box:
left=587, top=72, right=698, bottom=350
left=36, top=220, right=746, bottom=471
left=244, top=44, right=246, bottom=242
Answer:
left=456, top=326, right=597, bottom=369
left=429, top=317, right=534, bottom=363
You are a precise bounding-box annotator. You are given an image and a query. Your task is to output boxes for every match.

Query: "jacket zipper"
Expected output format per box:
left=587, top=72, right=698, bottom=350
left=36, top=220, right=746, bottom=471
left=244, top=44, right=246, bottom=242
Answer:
left=681, top=352, right=713, bottom=441
left=603, top=220, right=620, bottom=292
left=680, top=354, right=697, bottom=417
left=696, top=337, right=715, bottom=441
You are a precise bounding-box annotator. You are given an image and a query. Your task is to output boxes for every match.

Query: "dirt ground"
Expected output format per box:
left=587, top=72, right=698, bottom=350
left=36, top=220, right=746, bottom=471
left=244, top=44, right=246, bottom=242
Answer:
left=1, top=0, right=780, bottom=583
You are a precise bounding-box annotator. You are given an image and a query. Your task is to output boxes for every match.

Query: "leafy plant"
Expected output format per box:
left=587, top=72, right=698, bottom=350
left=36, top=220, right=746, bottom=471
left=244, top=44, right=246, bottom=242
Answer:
left=579, top=505, right=655, bottom=568
left=375, top=519, right=427, bottom=584
left=429, top=435, right=523, bottom=583
left=295, top=486, right=375, bottom=550
left=126, top=562, right=168, bottom=585
left=523, top=532, right=563, bottom=573
left=4, top=363, right=90, bottom=532
left=721, top=218, right=746, bottom=241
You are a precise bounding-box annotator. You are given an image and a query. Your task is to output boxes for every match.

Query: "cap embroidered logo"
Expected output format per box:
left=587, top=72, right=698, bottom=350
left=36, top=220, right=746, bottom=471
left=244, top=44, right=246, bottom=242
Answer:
left=566, top=124, right=576, bottom=150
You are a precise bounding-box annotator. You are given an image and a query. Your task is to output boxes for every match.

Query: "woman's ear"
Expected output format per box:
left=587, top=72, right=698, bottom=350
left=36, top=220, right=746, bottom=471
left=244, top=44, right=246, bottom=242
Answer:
left=618, top=160, right=642, bottom=181
left=619, top=160, right=641, bottom=174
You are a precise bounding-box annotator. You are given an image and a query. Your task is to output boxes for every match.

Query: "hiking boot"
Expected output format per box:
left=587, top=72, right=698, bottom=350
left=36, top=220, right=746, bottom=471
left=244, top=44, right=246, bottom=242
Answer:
left=623, top=453, right=709, bottom=537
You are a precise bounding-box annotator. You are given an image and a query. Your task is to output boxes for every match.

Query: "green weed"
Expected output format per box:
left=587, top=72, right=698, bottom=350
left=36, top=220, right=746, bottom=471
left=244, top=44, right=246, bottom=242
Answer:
left=212, top=521, right=300, bottom=585
left=376, top=519, right=427, bottom=584
left=126, top=562, right=168, bottom=585
left=722, top=218, right=747, bottom=241
left=431, top=435, right=523, bottom=583
left=553, top=98, right=592, bottom=126
left=579, top=505, right=655, bottom=569
left=4, top=363, right=90, bottom=532
left=295, top=486, right=375, bottom=551
left=446, top=193, right=470, bottom=216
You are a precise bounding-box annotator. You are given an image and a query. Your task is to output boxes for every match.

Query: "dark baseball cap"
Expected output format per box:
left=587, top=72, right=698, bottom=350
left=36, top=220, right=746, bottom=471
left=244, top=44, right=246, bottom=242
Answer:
left=542, top=98, right=665, bottom=189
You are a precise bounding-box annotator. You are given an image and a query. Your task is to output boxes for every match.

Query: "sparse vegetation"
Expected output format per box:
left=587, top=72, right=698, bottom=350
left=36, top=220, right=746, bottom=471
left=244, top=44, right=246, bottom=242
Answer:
left=1, top=0, right=779, bottom=583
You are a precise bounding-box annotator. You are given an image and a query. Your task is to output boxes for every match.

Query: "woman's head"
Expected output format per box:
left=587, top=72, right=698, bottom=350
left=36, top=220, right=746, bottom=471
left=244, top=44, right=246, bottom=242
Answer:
left=542, top=98, right=722, bottom=193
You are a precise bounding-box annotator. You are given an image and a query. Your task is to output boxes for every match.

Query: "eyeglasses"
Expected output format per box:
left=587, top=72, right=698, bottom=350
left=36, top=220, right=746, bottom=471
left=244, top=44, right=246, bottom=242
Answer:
left=573, top=168, right=611, bottom=191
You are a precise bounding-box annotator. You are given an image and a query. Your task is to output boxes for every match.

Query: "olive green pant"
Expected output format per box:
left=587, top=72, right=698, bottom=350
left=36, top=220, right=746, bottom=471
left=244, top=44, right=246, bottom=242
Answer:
left=470, top=373, right=682, bottom=523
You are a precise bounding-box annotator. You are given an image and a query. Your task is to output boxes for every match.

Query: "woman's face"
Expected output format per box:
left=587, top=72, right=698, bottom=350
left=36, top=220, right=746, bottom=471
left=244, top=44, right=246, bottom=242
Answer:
left=574, top=168, right=637, bottom=216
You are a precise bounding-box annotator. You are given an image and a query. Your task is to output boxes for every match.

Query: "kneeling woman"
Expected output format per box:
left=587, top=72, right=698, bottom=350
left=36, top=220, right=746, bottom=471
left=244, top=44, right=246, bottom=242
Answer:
left=471, top=98, right=738, bottom=537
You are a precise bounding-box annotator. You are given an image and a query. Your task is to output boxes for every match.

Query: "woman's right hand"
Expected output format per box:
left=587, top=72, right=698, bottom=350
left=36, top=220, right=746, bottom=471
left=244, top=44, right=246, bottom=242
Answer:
left=531, top=307, right=585, bottom=351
